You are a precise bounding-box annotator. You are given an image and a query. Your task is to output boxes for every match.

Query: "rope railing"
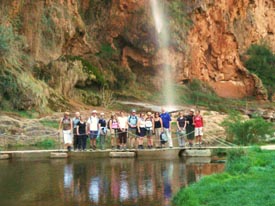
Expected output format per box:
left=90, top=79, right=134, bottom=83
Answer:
left=0, top=128, right=238, bottom=149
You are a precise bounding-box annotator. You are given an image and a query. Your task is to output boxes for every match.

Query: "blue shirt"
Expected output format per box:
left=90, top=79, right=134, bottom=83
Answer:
left=72, top=117, right=80, bottom=128
left=160, top=112, right=171, bottom=129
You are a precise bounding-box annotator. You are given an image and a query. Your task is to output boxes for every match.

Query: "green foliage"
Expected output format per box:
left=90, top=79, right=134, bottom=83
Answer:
left=167, top=0, right=192, bottom=52
left=109, top=62, right=136, bottom=90
left=0, top=19, right=24, bottom=69
left=0, top=71, right=19, bottom=108
left=222, top=111, right=274, bottom=145
left=168, top=1, right=192, bottom=27
left=244, top=43, right=275, bottom=99
left=173, top=149, right=275, bottom=206
left=40, top=120, right=59, bottom=129
left=33, top=139, right=56, bottom=149
left=97, top=44, right=115, bottom=58
left=64, top=55, right=105, bottom=86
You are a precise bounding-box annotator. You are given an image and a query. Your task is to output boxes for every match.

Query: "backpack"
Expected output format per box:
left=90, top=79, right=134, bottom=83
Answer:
left=160, top=132, right=168, bottom=144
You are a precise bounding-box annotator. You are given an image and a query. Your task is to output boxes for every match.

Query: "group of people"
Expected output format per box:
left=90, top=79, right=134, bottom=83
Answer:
left=58, top=108, right=204, bottom=151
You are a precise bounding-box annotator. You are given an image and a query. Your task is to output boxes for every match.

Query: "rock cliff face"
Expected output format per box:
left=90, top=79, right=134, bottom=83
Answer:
left=1, top=0, right=275, bottom=110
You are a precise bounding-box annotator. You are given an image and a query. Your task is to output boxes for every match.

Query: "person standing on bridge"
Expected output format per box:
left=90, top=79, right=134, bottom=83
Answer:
left=59, top=111, right=73, bottom=151
left=177, top=111, right=187, bottom=147
left=98, top=112, right=107, bottom=150
left=128, top=109, right=138, bottom=149
left=154, top=112, right=163, bottom=148
left=76, top=115, right=88, bottom=151
left=118, top=111, right=128, bottom=150
left=193, top=110, right=204, bottom=146
left=160, top=107, right=173, bottom=148
left=186, top=109, right=195, bottom=147
left=87, top=110, right=99, bottom=150
left=72, top=112, right=80, bottom=150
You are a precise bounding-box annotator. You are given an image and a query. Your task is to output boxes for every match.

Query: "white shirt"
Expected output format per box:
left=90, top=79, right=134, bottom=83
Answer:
left=87, top=116, right=99, bottom=131
left=118, top=116, right=128, bottom=129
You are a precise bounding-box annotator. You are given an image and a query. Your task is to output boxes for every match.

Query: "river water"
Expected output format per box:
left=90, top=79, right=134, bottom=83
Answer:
left=0, top=157, right=224, bottom=206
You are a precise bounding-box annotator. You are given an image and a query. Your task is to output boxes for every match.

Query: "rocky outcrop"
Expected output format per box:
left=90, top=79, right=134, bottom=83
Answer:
left=183, top=0, right=274, bottom=99
left=0, top=115, right=58, bottom=146
left=1, top=0, right=275, bottom=111
left=93, top=0, right=273, bottom=100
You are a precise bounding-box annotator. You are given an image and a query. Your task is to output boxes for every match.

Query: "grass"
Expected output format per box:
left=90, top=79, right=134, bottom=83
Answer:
left=39, top=120, right=59, bottom=129
left=32, top=139, right=56, bottom=149
left=173, top=147, right=275, bottom=206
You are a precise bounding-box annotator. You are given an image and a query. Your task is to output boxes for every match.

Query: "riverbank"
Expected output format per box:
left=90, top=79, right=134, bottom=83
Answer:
left=173, top=147, right=275, bottom=206
left=0, top=107, right=227, bottom=148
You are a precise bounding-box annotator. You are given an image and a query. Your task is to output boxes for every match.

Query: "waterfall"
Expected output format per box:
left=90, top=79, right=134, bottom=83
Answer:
left=150, top=0, right=175, bottom=107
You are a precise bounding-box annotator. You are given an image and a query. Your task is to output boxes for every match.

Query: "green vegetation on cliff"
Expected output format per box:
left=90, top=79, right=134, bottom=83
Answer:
left=244, top=43, right=275, bottom=99
left=173, top=148, right=275, bottom=206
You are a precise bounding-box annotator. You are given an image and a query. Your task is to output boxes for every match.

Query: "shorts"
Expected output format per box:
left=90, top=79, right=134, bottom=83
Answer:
left=128, top=127, right=137, bottom=138
left=90, top=130, right=98, bottom=139
left=146, top=129, right=153, bottom=136
left=138, top=128, right=146, bottom=137
left=195, top=127, right=203, bottom=136
left=110, top=128, right=118, bottom=137
left=63, top=130, right=72, bottom=144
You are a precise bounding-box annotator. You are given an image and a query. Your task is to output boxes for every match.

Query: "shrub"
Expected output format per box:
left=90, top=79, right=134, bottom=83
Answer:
left=40, top=120, right=59, bottom=129
left=244, top=43, right=275, bottom=99
left=63, top=55, right=105, bottom=87
left=0, top=19, right=24, bottom=69
left=222, top=111, right=274, bottom=145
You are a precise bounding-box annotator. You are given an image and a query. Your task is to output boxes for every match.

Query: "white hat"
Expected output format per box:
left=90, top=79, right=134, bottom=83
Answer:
left=190, top=109, right=195, bottom=112
left=132, top=109, right=136, bottom=113
left=100, top=112, right=104, bottom=115
left=92, top=110, right=97, bottom=113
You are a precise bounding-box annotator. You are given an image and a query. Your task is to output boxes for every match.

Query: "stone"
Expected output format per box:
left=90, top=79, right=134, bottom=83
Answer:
left=50, top=152, right=68, bottom=159
left=182, top=149, right=211, bottom=157
left=185, top=157, right=211, bottom=164
left=0, top=154, right=10, bottom=160
left=109, top=152, right=136, bottom=158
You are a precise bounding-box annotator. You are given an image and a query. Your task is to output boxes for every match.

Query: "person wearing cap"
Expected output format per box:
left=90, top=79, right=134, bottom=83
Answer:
left=98, top=112, right=107, bottom=150
left=58, top=111, right=73, bottom=151
left=118, top=111, right=128, bottom=150
left=160, top=107, right=173, bottom=148
left=186, top=109, right=195, bottom=147
left=145, top=112, right=154, bottom=148
left=127, top=109, right=138, bottom=149
left=87, top=110, right=99, bottom=150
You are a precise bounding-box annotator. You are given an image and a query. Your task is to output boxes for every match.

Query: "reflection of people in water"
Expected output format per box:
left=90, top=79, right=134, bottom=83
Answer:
left=73, top=163, right=87, bottom=202
left=89, top=177, right=100, bottom=203
left=64, top=164, right=73, bottom=189
left=186, top=165, right=198, bottom=185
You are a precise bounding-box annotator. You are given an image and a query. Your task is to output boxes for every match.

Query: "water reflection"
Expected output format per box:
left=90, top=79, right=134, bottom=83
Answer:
left=62, top=158, right=223, bottom=206
left=0, top=158, right=224, bottom=206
